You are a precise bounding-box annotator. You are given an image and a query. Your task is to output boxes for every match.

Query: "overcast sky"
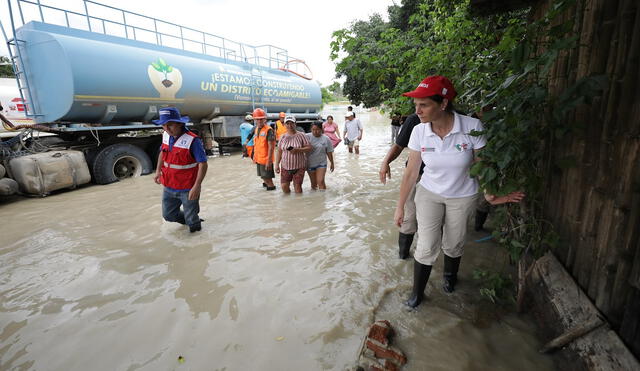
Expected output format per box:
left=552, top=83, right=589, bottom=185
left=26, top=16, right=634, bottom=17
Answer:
left=0, top=0, right=395, bottom=86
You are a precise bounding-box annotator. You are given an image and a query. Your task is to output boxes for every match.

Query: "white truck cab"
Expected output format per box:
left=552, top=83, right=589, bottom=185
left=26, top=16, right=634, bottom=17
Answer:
left=0, top=77, right=34, bottom=137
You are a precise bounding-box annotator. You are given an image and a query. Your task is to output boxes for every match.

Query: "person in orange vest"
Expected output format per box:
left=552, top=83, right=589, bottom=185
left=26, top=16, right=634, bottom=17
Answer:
left=153, top=107, right=208, bottom=233
left=273, top=112, right=288, bottom=141
left=252, top=108, right=277, bottom=190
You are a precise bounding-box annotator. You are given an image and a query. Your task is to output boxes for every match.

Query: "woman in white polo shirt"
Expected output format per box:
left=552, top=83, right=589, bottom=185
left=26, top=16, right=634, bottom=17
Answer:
left=394, top=75, right=524, bottom=308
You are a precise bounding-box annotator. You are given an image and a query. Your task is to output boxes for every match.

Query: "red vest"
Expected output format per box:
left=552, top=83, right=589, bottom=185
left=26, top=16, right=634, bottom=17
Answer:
left=161, top=131, right=199, bottom=190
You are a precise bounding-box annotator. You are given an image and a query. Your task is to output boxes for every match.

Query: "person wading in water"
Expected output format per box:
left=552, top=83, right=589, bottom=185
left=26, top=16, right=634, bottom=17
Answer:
left=251, top=108, right=277, bottom=191
left=153, top=107, right=208, bottom=233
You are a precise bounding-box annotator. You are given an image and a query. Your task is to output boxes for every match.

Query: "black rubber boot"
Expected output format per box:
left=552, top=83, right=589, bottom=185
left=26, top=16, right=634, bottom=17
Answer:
left=474, top=210, right=488, bottom=231
left=443, top=255, right=461, bottom=293
left=406, top=259, right=432, bottom=308
left=398, top=232, right=414, bottom=260
left=188, top=219, right=205, bottom=233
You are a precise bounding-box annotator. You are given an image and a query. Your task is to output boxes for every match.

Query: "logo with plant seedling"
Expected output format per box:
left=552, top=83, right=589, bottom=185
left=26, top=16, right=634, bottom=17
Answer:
left=455, top=143, right=469, bottom=151
left=147, top=58, right=182, bottom=99
left=152, top=58, right=174, bottom=87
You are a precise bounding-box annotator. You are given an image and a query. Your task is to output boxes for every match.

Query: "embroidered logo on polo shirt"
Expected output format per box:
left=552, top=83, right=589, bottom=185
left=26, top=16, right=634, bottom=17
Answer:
left=421, top=147, right=435, bottom=152
left=455, top=143, right=469, bottom=151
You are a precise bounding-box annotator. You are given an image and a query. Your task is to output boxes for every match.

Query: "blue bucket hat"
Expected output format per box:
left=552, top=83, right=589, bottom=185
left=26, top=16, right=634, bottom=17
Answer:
left=152, top=107, right=190, bottom=125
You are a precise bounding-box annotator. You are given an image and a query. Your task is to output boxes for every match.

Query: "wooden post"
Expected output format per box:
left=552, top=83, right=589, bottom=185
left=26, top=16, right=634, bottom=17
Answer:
left=517, top=258, right=536, bottom=313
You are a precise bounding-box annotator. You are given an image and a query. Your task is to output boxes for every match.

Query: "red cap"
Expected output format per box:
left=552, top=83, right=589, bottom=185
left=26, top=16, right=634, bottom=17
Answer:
left=402, top=75, right=457, bottom=101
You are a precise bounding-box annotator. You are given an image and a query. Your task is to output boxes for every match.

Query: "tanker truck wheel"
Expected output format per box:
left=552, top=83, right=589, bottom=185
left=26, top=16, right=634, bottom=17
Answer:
left=92, top=143, right=152, bottom=184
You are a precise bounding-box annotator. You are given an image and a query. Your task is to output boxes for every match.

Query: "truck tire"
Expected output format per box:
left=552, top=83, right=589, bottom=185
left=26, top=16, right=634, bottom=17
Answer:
left=0, top=164, right=5, bottom=178
left=92, top=143, right=152, bottom=184
left=148, top=145, right=161, bottom=168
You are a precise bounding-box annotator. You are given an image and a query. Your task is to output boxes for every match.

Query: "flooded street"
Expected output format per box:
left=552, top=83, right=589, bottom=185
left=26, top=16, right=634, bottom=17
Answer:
left=0, top=106, right=555, bottom=370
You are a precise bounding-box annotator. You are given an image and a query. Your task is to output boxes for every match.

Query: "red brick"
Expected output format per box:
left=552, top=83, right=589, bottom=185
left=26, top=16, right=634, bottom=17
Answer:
left=366, top=340, right=407, bottom=365
left=384, top=359, right=400, bottom=371
left=368, top=322, right=391, bottom=345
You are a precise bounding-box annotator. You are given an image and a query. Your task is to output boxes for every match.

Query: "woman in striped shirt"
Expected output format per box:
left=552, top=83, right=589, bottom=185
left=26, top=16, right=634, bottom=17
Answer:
left=275, top=116, right=312, bottom=193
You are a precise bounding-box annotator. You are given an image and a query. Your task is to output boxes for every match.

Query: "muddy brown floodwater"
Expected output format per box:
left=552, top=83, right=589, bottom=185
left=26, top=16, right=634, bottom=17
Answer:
left=0, top=105, right=555, bottom=370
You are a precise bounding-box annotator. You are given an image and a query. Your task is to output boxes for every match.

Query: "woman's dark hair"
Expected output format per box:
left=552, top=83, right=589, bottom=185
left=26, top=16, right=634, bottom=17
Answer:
left=326, top=115, right=334, bottom=120
left=311, top=121, right=324, bottom=131
left=426, top=95, right=455, bottom=112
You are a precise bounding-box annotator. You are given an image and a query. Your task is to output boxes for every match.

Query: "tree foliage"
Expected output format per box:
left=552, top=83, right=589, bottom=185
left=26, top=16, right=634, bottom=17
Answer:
left=331, top=0, right=526, bottom=112
left=320, top=82, right=345, bottom=105
left=326, top=82, right=343, bottom=97
left=0, top=56, right=15, bottom=77
left=321, top=86, right=333, bottom=104
left=331, top=13, right=392, bottom=108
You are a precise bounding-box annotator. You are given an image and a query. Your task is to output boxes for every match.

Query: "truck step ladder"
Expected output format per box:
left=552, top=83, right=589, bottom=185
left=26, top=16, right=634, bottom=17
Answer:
left=250, top=67, right=264, bottom=112
left=1, top=0, right=42, bottom=120
left=6, top=40, right=41, bottom=119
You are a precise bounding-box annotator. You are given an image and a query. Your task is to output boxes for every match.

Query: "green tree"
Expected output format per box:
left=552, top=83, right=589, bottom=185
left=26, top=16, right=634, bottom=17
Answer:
left=327, top=82, right=343, bottom=97
left=0, top=56, right=15, bottom=77
left=331, top=13, right=396, bottom=108
left=321, top=86, right=333, bottom=104
left=388, top=0, right=422, bottom=31
left=331, top=0, right=532, bottom=113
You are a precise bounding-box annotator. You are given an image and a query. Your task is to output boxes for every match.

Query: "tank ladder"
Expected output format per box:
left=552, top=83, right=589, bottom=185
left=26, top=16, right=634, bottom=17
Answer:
left=0, top=1, right=42, bottom=119
left=6, top=45, right=42, bottom=119
left=250, top=66, right=264, bottom=112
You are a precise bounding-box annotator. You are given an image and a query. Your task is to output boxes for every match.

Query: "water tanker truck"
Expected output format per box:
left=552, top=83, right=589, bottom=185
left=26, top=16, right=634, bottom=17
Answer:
left=0, top=0, right=322, bottom=195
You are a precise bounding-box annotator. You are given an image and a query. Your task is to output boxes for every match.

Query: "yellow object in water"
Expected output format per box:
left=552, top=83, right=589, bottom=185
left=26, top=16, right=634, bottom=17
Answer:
left=178, top=356, right=185, bottom=363
left=275, top=336, right=284, bottom=341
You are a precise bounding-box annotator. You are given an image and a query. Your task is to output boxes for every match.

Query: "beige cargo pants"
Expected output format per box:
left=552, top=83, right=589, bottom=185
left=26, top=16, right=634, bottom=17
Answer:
left=414, top=184, right=479, bottom=265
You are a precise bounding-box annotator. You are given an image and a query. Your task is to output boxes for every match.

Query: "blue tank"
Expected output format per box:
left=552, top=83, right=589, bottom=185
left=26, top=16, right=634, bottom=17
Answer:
left=14, top=21, right=322, bottom=124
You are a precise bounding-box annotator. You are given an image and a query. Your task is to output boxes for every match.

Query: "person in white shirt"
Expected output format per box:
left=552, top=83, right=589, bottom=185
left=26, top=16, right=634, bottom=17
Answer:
left=394, top=75, right=525, bottom=309
left=343, top=111, right=363, bottom=154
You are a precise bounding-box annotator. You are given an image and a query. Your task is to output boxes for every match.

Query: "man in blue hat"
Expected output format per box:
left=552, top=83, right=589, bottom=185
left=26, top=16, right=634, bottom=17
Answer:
left=153, top=107, right=208, bottom=232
